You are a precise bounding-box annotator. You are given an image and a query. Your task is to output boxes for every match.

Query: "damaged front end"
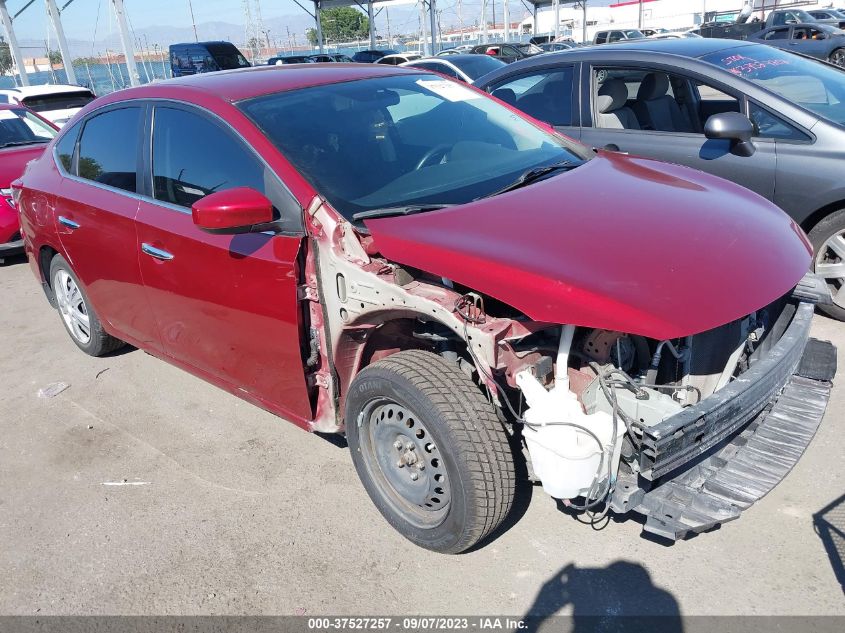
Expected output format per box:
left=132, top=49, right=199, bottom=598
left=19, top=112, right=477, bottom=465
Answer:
left=512, top=289, right=836, bottom=540
left=305, top=187, right=836, bottom=542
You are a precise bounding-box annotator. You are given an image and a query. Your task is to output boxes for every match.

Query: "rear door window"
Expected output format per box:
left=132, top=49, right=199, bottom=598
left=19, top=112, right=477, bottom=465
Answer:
left=55, top=122, right=80, bottom=173
left=76, top=107, right=142, bottom=193
left=489, top=68, right=576, bottom=126
left=763, top=27, right=790, bottom=40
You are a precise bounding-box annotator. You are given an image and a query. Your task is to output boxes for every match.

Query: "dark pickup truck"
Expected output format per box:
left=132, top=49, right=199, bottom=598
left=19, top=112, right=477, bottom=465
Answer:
left=698, top=7, right=845, bottom=39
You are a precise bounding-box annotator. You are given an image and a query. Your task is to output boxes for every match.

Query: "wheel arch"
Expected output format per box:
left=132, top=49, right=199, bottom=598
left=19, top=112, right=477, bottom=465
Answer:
left=333, top=311, right=478, bottom=421
left=37, top=242, right=62, bottom=307
left=800, top=200, right=845, bottom=236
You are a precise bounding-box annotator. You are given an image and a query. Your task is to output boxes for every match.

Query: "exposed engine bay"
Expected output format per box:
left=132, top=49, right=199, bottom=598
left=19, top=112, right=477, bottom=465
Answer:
left=511, top=302, right=784, bottom=510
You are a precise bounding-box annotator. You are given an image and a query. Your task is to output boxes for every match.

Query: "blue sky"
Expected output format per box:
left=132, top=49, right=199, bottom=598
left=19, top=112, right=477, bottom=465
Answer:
left=9, top=0, right=307, bottom=41
left=6, top=0, right=615, bottom=46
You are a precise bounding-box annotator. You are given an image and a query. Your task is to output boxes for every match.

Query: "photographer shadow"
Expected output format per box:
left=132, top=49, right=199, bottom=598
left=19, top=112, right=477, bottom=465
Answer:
left=522, top=561, right=683, bottom=633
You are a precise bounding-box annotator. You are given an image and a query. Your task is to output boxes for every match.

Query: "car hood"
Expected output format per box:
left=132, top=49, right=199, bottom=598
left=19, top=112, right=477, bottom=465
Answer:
left=0, top=145, right=45, bottom=187
left=365, top=153, right=811, bottom=340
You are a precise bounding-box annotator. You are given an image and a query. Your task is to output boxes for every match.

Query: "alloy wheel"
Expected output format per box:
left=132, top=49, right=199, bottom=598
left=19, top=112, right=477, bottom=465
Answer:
left=358, top=398, right=451, bottom=529
left=830, top=49, right=845, bottom=68
left=53, top=269, right=91, bottom=344
left=815, top=229, right=845, bottom=310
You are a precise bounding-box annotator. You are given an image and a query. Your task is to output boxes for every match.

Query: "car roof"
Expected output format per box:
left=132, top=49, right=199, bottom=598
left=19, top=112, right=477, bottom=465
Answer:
left=0, top=84, right=93, bottom=97
left=96, top=64, right=414, bottom=105
left=426, top=54, right=481, bottom=63
left=534, top=37, right=756, bottom=58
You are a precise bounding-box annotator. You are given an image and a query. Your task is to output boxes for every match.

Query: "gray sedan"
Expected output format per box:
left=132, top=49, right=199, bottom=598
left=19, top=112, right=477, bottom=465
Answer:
left=474, top=38, right=845, bottom=319
left=750, top=22, right=845, bottom=66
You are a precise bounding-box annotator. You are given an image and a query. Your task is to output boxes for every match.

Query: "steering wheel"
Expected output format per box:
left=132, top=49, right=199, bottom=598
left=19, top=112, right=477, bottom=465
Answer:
left=415, top=144, right=452, bottom=170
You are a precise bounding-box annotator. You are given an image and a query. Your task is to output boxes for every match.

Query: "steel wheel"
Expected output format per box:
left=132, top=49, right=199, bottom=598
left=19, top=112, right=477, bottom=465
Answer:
left=53, top=268, right=91, bottom=345
left=815, top=229, right=845, bottom=311
left=829, top=49, right=845, bottom=67
left=357, top=398, right=451, bottom=529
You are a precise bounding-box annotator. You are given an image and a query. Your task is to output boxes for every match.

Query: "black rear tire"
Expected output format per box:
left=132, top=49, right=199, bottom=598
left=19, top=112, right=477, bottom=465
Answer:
left=49, top=254, right=126, bottom=357
left=345, top=350, right=515, bottom=553
left=828, top=48, right=845, bottom=68
left=807, top=209, right=845, bottom=321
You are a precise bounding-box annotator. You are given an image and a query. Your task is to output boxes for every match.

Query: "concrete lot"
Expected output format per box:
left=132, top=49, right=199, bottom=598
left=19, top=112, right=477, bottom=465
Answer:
left=1, top=253, right=843, bottom=617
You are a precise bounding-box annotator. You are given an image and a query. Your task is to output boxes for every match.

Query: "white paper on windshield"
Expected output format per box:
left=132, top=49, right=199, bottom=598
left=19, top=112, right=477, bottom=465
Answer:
left=0, top=110, right=19, bottom=120
left=415, top=79, right=481, bottom=102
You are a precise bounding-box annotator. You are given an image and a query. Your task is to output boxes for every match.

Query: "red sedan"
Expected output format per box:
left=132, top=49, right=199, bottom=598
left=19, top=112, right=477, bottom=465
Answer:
left=0, top=104, right=58, bottom=260
left=14, top=64, right=835, bottom=552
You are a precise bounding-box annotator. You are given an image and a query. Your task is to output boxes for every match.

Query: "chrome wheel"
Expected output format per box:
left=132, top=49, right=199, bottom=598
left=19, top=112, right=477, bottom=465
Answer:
left=53, top=269, right=91, bottom=344
left=830, top=49, right=845, bottom=68
left=358, top=398, right=451, bottom=529
left=815, top=229, right=845, bottom=310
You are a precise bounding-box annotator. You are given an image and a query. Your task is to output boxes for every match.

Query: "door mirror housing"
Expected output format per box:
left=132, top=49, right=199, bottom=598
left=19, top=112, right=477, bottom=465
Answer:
left=704, top=112, right=756, bottom=157
left=191, top=187, right=274, bottom=234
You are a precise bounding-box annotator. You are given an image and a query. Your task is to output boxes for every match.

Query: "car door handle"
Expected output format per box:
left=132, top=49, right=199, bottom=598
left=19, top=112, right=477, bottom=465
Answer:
left=58, top=216, right=80, bottom=229
left=141, top=243, right=174, bottom=261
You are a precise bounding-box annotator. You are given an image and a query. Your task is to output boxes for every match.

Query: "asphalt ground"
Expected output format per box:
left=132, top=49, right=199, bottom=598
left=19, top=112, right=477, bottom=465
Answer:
left=1, top=253, right=843, bottom=617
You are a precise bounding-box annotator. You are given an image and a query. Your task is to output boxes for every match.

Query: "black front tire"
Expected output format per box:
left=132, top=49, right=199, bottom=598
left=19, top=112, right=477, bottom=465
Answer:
left=49, top=254, right=126, bottom=357
left=345, top=350, right=515, bottom=553
left=807, top=209, right=845, bottom=321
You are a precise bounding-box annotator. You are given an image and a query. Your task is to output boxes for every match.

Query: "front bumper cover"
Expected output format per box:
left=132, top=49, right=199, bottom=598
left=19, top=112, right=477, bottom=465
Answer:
left=611, top=301, right=836, bottom=540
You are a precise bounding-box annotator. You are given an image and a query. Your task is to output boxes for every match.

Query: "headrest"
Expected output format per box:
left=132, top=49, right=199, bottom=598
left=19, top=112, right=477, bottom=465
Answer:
left=637, top=73, right=670, bottom=101
left=596, top=79, right=628, bottom=113
left=492, top=87, right=516, bottom=105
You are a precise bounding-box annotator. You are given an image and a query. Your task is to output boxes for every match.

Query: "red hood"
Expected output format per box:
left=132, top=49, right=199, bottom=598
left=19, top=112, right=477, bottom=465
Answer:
left=365, top=153, right=811, bottom=339
left=0, top=145, right=46, bottom=187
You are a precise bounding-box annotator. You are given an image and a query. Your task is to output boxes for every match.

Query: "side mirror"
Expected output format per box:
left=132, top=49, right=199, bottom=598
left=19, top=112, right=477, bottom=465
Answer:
left=704, top=112, right=756, bottom=157
left=192, top=187, right=274, bottom=234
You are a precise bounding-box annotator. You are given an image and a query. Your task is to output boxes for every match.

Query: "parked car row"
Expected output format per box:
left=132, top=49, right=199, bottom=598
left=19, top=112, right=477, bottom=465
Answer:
left=4, top=37, right=838, bottom=556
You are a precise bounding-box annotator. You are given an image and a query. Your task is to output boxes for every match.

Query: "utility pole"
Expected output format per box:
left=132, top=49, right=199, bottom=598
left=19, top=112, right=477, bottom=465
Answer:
left=111, top=0, right=141, bottom=86
left=582, top=1, right=587, bottom=43
left=315, top=1, right=324, bottom=53
left=368, top=1, right=375, bottom=49
left=503, top=0, right=509, bottom=42
left=45, top=0, right=78, bottom=84
left=481, top=0, right=487, bottom=44
left=554, top=0, right=560, bottom=41
left=638, top=0, right=643, bottom=29
left=186, top=0, right=199, bottom=41
left=419, top=1, right=428, bottom=55
left=429, top=0, right=437, bottom=54
left=0, top=1, right=29, bottom=85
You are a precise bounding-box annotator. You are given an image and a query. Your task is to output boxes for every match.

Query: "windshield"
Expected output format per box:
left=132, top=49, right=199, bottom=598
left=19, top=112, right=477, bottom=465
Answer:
left=451, top=54, right=505, bottom=78
left=772, top=9, right=815, bottom=24
left=239, top=74, right=586, bottom=220
left=21, top=91, right=94, bottom=112
left=0, top=108, right=56, bottom=147
left=701, top=44, right=845, bottom=127
left=206, top=43, right=251, bottom=69
left=515, top=43, right=544, bottom=54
